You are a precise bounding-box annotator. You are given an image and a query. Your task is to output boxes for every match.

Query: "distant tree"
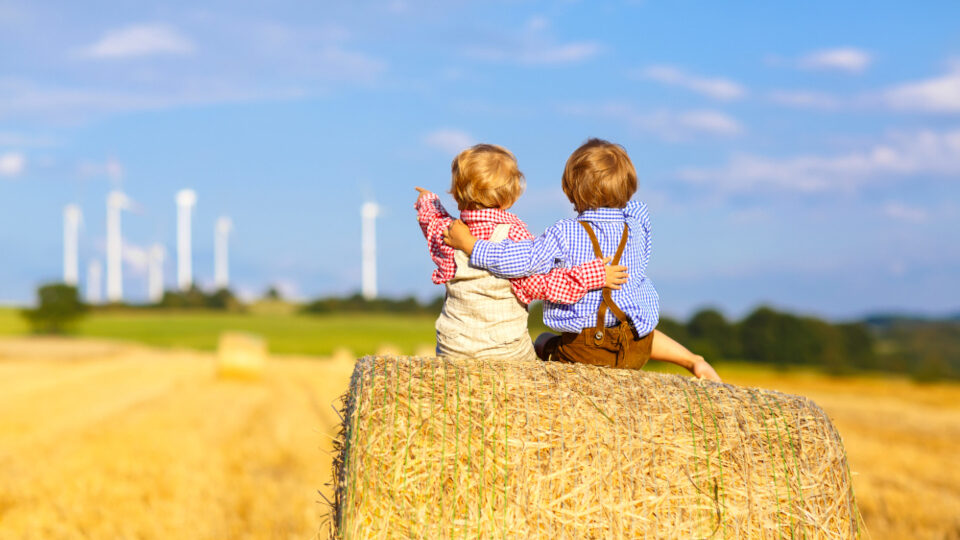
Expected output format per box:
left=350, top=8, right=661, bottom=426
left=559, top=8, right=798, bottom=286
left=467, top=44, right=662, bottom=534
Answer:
left=21, top=283, right=88, bottom=334
left=838, top=323, right=877, bottom=370
left=264, top=286, right=282, bottom=300
left=207, top=288, right=241, bottom=311
left=740, top=306, right=783, bottom=367
left=688, top=308, right=741, bottom=360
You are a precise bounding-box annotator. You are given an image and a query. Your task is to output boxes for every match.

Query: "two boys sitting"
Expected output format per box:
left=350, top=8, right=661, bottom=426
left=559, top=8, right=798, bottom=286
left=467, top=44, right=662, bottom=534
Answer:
left=416, top=139, right=720, bottom=382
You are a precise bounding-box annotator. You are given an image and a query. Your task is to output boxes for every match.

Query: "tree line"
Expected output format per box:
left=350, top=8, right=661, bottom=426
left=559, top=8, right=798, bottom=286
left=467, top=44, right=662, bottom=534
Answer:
left=21, top=283, right=958, bottom=381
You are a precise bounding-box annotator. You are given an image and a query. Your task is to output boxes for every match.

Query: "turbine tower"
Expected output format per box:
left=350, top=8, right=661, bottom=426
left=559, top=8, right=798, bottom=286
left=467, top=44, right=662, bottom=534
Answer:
left=87, top=260, right=102, bottom=304
left=361, top=201, right=380, bottom=300
left=148, top=244, right=165, bottom=303
left=106, top=191, right=128, bottom=303
left=176, top=189, right=197, bottom=291
left=214, top=216, right=233, bottom=290
left=63, top=204, right=82, bottom=286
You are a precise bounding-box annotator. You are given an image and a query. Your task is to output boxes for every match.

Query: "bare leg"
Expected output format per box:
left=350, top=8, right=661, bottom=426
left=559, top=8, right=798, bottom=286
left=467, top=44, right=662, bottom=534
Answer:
left=650, top=329, right=722, bottom=382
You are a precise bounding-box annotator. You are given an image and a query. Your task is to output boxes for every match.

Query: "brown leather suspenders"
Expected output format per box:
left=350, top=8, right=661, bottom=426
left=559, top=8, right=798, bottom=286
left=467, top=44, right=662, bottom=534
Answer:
left=578, top=221, right=631, bottom=345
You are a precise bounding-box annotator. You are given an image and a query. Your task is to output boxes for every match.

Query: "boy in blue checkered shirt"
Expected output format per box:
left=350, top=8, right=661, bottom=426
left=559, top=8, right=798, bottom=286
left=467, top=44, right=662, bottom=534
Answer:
left=444, top=138, right=721, bottom=382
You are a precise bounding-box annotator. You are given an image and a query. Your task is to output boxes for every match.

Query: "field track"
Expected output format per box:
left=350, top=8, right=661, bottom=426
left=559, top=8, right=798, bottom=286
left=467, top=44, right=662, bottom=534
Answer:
left=1, top=337, right=959, bottom=539
left=0, top=337, right=354, bottom=539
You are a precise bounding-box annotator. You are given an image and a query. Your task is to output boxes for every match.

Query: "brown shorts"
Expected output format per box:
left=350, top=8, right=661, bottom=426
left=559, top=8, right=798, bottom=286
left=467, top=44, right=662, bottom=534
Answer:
left=542, top=324, right=653, bottom=370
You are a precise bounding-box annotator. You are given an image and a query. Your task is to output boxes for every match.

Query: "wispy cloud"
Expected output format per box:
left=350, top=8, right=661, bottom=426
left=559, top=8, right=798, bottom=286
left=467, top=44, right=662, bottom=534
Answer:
left=78, top=157, right=124, bottom=182
left=768, top=90, right=841, bottom=110
left=882, top=202, right=929, bottom=223
left=799, top=47, right=872, bottom=73
left=0, top=78, right=306, bottom=122
left=0, top=152, right=26, bottom=177
left=678, top=129, right=960, bottom=193
left=563, top=103, right=743, bottom=141
left=0, top=132, right=55, bottom=147
left=423, top=129, right=474, bottom=154
left=466, top=16, right=601, bottom=66
left=80, top=23, right=195, bottom=59
left=881, top=64, right=960, bottom=113
left=639, top=65, right=746, bottom=101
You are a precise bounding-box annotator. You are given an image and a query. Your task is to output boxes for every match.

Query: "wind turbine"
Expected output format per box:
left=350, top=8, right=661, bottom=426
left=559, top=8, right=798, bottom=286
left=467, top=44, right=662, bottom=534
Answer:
left=214, top=216, right=233, bottom=290
left=87, top=260, right=102, bottom=304
left=361, top=201, right=380, bottom=300
left=148, top=244, right=165, bottom=303
left=176, top=189, right=197, bottom=291
left=106, top=191, right=130, bottom=303
left=63, top=204, right=82, bottom=286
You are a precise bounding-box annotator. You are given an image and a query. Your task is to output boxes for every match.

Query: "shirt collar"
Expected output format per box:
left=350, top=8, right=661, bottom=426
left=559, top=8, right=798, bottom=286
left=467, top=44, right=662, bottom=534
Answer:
left=460, top=207, right=526, bottom=227
left=577, top=207, right=625, bottom=222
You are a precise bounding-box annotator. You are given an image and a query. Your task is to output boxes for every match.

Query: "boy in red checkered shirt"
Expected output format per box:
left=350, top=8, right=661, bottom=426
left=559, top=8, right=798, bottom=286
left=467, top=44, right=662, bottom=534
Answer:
left=415, top=143, right=626, bottom=361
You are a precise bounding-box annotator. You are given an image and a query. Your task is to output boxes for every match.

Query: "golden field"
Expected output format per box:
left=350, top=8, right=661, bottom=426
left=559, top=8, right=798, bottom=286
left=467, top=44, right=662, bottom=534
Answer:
left=1, top=337, right=958, bottom=539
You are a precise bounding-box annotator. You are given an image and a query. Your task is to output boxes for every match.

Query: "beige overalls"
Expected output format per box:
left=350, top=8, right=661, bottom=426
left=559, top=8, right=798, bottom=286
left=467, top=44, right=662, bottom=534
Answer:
left=434, top=224, right=537, bottom=362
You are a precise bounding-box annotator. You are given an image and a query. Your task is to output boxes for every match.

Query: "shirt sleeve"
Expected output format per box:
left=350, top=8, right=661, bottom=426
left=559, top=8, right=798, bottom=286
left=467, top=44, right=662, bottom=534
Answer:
left=510, top=258, right=606, bottom=305
left=623, top=200, right=652, bottom=274
left=414, top=192, right=456, bottom=283
left=471, top=224, right=565, bottom=279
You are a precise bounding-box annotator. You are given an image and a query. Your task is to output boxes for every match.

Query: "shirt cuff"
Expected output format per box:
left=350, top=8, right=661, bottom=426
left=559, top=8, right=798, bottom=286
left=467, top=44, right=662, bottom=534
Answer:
left=581, top=258, right=607, bottom=291
left=414, top=192, right=440, bottom=213
left=470, top=239, right=492, bottom=268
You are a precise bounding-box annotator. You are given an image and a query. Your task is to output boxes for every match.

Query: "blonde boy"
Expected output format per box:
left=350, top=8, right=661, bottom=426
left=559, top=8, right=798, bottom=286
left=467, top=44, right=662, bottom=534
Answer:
left=445, top=139, right=721, bottom=381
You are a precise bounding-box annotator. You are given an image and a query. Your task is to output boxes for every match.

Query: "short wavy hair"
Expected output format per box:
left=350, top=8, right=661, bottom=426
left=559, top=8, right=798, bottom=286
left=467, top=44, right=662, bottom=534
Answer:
left=450, top=144, right=525, bottom=211
left=562, top=138, right=637, bottom=213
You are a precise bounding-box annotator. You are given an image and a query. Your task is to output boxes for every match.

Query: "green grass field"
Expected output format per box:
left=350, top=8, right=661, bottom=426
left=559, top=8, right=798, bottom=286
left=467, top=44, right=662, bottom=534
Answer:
left=0, top=307, right=438, bottom=357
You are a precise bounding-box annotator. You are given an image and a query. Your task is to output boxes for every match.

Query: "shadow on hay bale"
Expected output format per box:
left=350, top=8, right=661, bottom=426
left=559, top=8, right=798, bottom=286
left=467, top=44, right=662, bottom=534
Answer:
left=327, top=355, right=862, bottom=539
left=216, top=332, right=267, bottom=379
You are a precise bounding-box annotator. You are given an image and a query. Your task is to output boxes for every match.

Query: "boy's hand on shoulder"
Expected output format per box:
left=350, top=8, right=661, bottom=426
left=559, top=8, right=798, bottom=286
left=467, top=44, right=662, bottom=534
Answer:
left=602, top=256, right=629, bottom=289
left=415, top=187, right=434, bottom=203
left=444, top=219, right=477, bottom=255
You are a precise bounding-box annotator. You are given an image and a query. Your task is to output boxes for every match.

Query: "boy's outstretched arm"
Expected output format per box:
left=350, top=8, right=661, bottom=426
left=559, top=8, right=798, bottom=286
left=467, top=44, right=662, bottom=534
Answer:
left=414, top=188, right=457, bottom=283
left=444, top=219, right=562, bottom=278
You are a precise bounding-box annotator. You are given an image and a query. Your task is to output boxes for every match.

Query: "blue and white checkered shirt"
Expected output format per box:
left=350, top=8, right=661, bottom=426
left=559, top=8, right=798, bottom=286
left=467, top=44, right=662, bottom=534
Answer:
left=470, top=200, right=660, bottom=336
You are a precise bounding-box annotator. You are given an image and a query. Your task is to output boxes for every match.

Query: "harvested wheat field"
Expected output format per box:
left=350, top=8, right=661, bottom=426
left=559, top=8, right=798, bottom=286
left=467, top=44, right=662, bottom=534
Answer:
left=1, top=337, right=958, bottom=539
left=0, top=337, right=354, bottom=540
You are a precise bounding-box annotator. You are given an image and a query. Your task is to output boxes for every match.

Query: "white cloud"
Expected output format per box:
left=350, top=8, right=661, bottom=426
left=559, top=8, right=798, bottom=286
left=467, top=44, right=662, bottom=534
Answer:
left=678, top=129, right=960, bottom=193
left=77, top=157, right=124, bottom=182
left=881, top=67, right=960, bottom=113
left=467, top=17, right=601, bottom=66
left=799, top=47, right=872, bottom=73
left=122, top=242, right=150, bottom=274
left=0, top=152, right=25, bottom=177
left=768, top=90, right=841, bottom=110
left=0, top=132, right=55, bottom=146
left=81, top=24, right=195, bottom=59
left=563, top=103, right=743, bottom=141
left=424, top=129, right=475, bottom=154
left=640, top=65, right=746, bottom=101
left=883, top=202, right=929, bottom=223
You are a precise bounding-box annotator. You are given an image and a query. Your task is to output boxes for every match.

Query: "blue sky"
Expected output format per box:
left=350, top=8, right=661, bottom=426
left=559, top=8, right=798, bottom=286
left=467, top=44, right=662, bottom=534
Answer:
left=1, top=0, right=959, bottom=319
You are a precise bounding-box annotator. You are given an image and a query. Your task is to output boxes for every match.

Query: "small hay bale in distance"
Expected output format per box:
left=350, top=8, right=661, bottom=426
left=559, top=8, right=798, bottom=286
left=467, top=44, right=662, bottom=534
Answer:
left=329, top=355, right=861, bottom=539
left=216, top=332, right=267, bottom=379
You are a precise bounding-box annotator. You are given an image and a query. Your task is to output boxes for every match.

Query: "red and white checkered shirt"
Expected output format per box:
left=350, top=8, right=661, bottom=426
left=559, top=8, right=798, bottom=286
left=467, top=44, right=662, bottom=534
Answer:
left=415, top=192, right=605, bottom=305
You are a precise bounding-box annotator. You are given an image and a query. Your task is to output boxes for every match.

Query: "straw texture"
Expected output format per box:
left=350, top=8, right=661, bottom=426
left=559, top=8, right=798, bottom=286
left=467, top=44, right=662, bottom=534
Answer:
left=328, top=355, right=861, bottom=539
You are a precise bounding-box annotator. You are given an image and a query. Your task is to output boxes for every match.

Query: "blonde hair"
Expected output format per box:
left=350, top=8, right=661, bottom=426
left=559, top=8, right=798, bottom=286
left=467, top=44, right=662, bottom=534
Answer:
left=450, top=144, right=525, bottom=211
left=562, top=138, right=637, bottom=213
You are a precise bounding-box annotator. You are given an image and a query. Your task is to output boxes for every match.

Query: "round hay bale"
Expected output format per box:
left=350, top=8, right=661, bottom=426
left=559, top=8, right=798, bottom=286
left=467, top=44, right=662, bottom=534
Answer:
left=328, top=356, right=861, bottom=539
left=216, top=332, right=267, bottom=379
